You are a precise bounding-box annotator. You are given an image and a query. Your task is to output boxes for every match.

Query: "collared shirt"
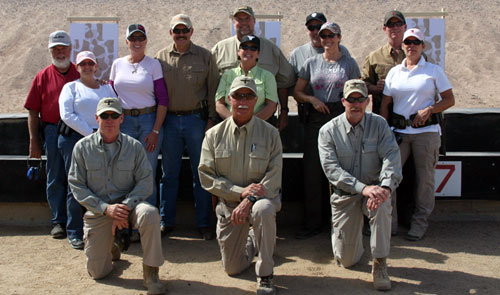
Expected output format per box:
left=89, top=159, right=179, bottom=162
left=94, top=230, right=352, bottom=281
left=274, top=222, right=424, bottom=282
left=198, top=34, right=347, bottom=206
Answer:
left=318, top=112, right=402, bottom=195
left=198, top=116, right=282, bottom=203
left=155, top=42, right=219, bottom=119
left=361, top=43, right=405, bottom=100
left=215, top=65, right=278, bottom=114
left=68, top=132, right=153, bottom=215
left=24, top=64, right=80, bottom=124
left=211, top=35, right=295, bottom=89
left=383, top=56, right=452, bottom=134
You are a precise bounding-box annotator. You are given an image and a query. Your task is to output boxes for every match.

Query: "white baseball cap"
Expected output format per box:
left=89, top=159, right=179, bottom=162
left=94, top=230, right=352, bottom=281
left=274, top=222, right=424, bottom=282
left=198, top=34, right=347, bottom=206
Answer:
left=76, top=51, right=97, bottom=65
left=48, top=30, right=71, bottom=48
left=403, top=28, right=424, bottom=41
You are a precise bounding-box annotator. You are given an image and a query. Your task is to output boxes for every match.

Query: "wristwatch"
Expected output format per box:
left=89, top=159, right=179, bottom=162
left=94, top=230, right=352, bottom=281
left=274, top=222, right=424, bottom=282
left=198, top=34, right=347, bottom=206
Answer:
left=246, top=195, right=257, bottom=204
left=152, top=129, right=160, bottom=135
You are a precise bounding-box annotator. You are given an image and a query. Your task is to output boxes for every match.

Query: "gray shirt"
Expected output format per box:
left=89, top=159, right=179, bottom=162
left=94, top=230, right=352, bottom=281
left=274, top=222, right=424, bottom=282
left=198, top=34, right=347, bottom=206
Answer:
left=68, top=132, right=153, bottom=215
left=318, top=112, right=402, bottom=195
left=298, top=54, right=360, bottom=103
left=289, top=42, right=351, bottom=75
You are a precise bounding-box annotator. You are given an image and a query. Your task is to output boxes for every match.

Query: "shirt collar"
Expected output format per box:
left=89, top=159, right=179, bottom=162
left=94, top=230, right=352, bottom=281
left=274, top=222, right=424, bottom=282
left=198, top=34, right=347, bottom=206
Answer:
left=95, top=130, right=123, bottom=146
left=341, top=112, right=366, bottom=134
left=229, top=115, right=255, bottom=135
left=169, top=42, right=194, bottom=55
left=401, top=55, right=426, bottom=70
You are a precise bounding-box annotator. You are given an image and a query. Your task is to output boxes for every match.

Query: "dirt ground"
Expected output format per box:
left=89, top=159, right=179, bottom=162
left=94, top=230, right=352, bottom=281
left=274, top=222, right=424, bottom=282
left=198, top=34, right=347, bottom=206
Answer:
left=1, top=221, right=499, bottom=295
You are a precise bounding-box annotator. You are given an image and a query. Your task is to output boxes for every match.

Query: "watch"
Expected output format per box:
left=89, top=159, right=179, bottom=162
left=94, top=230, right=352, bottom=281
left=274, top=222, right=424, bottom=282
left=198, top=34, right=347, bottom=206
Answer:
left=246, top=195, right=257, bottom=204
left=152, top=129, right=160, bottom=135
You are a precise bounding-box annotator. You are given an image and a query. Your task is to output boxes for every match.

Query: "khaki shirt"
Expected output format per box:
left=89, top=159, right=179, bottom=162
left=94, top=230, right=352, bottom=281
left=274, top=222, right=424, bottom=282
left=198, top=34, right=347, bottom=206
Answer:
left=318, top=112, right=402, bottom=195
left=155, top=42, right=219, bottom=120
left=211, top=35, right=295, bottom=89
left=198, top=116, right=282, bottom=203
left=68, top=132, right=153, bottom=214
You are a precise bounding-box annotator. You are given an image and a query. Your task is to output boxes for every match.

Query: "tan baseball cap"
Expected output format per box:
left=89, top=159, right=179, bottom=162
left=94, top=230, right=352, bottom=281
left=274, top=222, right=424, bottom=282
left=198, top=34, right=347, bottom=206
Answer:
left=229, top=76, right=257, bottom=95
left=343, top=79, right=368, bottom=98
left=96, top=97, right=122, bottom=115
left=233, top=5, right=255, bottom=18
left=170, top=14, right=192, bottom=29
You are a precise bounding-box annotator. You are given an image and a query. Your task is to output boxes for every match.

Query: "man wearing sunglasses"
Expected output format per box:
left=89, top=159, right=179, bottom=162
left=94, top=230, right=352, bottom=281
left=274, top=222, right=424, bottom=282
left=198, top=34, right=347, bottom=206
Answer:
left=199, top=76, right=282, bottom=295
left=155, top=14, right=219, bottom=240
left=318, top=79, right=402, bottom=291
left=361, top=10, right=407, bottom=115
left=212, top=5, right=295, bottom=131
left=69, top=97, right=166, bottom=294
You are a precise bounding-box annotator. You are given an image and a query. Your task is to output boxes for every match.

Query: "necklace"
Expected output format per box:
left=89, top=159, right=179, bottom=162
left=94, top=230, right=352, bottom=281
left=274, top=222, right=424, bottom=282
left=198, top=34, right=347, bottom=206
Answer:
left=132, top=62, right=140, bottom=74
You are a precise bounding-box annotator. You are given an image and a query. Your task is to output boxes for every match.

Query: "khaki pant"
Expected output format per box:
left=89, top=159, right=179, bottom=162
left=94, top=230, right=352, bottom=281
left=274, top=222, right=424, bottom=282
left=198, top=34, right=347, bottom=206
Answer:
left=216, top=196, right=281, bottom=277
left=83, top=202, right=164, bottom=279
left=392, top=132, right=440, bottom=237
left=331, top=194, right=391, bottom=268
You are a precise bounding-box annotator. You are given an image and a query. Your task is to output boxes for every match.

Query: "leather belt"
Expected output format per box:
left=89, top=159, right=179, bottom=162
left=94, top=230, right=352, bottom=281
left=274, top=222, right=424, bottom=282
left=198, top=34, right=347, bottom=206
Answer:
left=391, top=112, right=440, bottom=129
left=167, top=109, right=201, bottom=116
left=331, top=185, right=353, bottom=196
left=123, top=106, right=156, bottom=117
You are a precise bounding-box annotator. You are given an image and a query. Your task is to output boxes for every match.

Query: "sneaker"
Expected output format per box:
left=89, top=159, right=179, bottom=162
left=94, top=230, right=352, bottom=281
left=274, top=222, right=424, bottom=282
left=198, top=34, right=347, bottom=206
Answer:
left=257, top=275, right=276, bottom=295
left=130, top=229, right=140, bottom=243
left=405, top=233, right=422, bottom=241
left=111, top=242, right=121, bottom=261
left=50, top=224, right=66, bottom=239
left=198, top=227, right=214, bottom=240
left=160, top=225, right=174, bottom=238
left=69, top=238, right=84, bottom=250
left=372, top=258, right=391, bottom=291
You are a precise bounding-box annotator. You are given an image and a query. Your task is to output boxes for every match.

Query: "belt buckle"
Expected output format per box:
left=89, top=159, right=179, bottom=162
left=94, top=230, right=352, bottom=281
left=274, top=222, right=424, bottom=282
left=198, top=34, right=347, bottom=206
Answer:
left=130, top=109, right=140, bottom=117
left=406, top=119, right=413, bottom=127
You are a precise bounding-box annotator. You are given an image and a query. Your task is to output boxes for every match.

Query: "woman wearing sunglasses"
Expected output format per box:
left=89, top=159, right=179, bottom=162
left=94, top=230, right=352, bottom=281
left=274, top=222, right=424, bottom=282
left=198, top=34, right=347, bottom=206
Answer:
left=381, top=28, right=455, bottom=241
left=109, top=24, right=168, bottom=206
left=215, top=35, right=278, bottom=122
left=58, top=51, right=117, bottom=249
left=293, top=22, right=360, bottom=239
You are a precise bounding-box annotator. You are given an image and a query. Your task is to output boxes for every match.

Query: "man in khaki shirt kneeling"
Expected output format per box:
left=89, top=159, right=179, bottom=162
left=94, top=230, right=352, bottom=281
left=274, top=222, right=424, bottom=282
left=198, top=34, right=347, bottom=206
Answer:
left=198, top=76, right=282, bottom=295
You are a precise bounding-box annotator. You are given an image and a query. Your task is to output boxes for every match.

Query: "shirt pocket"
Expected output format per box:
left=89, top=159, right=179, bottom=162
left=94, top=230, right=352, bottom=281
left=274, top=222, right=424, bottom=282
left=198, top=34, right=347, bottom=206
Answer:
left=85, top=159, right=103, bottom=182
left=361, top=141, right=380, bottom=174
left=374, top=64, right=394, bottom=80
left=248, top=147, right=270, bottom=180
left=215, top=148, right=232, bottom=177
left=116, top=159, right=134, bottom=189
left=185, top=64, right=207, bottom=86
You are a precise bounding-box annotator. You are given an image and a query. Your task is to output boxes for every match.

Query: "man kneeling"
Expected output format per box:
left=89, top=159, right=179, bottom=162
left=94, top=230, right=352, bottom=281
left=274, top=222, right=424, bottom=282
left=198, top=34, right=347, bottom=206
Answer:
left=68, top=97, right=165, bottom=294
left=318, top=80, right=402, bottom=291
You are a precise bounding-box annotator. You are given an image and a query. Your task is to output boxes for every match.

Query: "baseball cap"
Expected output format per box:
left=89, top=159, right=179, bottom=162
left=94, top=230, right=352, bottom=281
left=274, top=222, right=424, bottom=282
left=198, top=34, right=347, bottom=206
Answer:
left=403, top=28, right=424, bottom=41
left=240, top=35, right=260, bottom=48
left=76, top=51, right=97, bottom=65
left=96, top=97, right=122, bottom=115
left=170, top=14, right=192, bottom=29
left=343, top=79, right=368, bottom=98
left=48, top=31, right=71, bottom=48
left=233, top=5, right=255, bottom=18
left=126, top=24, right=147, bottom=39
left=230, top=76, right=257, bottom=96
left=305, top=12, right=327, bottom=25
left=319, top=22, right=341, bottom=35
left=384, top=10, right=406, bottom=26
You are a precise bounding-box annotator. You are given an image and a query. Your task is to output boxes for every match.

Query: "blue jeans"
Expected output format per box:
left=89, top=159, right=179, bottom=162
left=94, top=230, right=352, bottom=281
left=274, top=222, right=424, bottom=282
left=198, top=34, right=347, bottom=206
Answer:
left=43, top=124, right=67, bottom=226
left=160, top=113, right=211, bottom=227
left=58, top=132, right=84, bottom=239
left=120, top=112, right=162, bottom=206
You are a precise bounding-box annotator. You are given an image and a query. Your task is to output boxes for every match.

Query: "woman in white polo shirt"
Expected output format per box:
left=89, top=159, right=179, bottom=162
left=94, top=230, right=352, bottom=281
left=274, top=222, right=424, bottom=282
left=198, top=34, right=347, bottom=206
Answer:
left=381, top=28, right=455, bottom=241
left=110, top=24, right=168, bottom=205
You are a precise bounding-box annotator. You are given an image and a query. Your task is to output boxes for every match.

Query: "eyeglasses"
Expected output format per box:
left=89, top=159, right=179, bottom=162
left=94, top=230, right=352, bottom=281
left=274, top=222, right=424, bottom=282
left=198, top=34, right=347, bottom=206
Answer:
left=99, top=113, right=121, bottom=120
left=307, top=24, right=322, bottom=31
left=231, top=93, right=256, bottom=100
left=240, top=44, right=259, bottom=51
left=172, top=27, right=191, bottom=34
left=319, top=33, right=337, bottom=39
left=128, top=35, right=146, bottom=42
left=345, top=96, right=368, bottom=103
left=78, top=61, right=95, bottom=67
left=403, top=39, right=423, bottom=45
left=385, top=21, right=405, bottom=28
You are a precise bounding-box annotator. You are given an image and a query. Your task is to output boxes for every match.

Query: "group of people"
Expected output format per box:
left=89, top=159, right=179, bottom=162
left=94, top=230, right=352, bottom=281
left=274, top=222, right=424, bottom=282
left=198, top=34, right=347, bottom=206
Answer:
left=24, top=5, right=454, bottom=294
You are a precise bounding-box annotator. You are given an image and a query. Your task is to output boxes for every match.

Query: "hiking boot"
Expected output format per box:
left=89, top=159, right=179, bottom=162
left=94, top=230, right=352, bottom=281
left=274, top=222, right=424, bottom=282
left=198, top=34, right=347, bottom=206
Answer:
left=198, top=227, right=214, bottom=240
left=111, top=242, right=121, bottom=261
left=50, top=224, right=66, bottom=239
left=143, top=264, right=166, bottom=294
left=372, top=258, right=391, bottom=291
left=160, top=225, right=174, bottom=238
left=69, top=238, right=84, bottom=250
left=257, top=274, right=276, bottom=295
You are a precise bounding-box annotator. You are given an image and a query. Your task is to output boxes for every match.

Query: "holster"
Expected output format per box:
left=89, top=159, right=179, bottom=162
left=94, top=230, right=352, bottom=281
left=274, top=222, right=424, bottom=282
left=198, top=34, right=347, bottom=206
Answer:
left=200, top=99, right=209, bottom=121
left=57, top=120, right=74, bottom=137
left=298, top=102, right=310, bottom=123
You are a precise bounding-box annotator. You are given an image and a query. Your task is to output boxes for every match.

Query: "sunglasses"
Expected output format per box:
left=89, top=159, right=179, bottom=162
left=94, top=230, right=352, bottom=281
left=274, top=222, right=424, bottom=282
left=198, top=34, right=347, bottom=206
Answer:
left=78, top=61, right=95, bottom=67
left=128, top=35, right=146, bottom=42
left=231, top=93, right=256, bottom=100
left=403, top=39, right=423, bottom=45
left=385, top=21, right=405, bottom=28
left=307, top=24, right=322, bottom=31
left=319, top=33, right=337, bottom=39
left=345, top=96, right=368, bottom=103
left=99, top=112, right=121, bottom=120
left=240, top=44, right=259, bottom=51
left=172, top=27, right=191, bottom=34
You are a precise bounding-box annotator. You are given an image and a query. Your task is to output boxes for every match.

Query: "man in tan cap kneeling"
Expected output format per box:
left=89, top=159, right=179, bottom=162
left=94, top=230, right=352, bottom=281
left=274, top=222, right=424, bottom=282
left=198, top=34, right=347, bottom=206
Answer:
left=68, top=97, right=165, bottom=294
left=318, top=80, right=402, bottom=291
left=198, top=76, right=282, bottom=295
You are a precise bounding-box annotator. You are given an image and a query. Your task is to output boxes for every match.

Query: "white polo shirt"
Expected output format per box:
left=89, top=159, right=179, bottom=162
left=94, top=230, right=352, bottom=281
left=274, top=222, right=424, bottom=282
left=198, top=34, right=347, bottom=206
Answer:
left=383, top=56, right=452, bottom=134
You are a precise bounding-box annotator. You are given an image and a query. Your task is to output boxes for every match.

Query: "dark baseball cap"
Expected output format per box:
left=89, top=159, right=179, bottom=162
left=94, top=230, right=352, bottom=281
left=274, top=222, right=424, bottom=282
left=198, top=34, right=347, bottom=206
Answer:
left=384, top=10, right=406, bottom=26
left=240, top=35, right=260, bottom=48
left=126, top=24, right=147, bottom=39
left=305, top=12, right=327, bottom=25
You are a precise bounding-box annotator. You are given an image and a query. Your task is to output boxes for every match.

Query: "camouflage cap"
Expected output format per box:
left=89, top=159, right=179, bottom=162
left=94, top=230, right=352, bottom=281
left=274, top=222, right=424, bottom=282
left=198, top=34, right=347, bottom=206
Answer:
left=170, top=14, right=192, bottom=29
left=96, top=97, right=122, bottom=115
left=343, top=79, right=368, bottom=98
left=384, top=10, right=406, bottom=26
left=229, top=76, right=257, bottom=96
left=319, top=22, right=341, bottom=35
left=233, top=5, right=255, bottom=18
